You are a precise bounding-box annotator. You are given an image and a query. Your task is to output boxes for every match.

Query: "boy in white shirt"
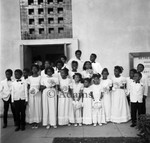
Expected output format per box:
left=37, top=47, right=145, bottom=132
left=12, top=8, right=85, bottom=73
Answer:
left=137, top=64, right=148, bottom=114
left=11, top=69, right=28, bottom=131
left=0, top=69, right=16, bottom=128
left=129, top=72, right=145, bottom=127
left=90, top=53, right=102, bottom=74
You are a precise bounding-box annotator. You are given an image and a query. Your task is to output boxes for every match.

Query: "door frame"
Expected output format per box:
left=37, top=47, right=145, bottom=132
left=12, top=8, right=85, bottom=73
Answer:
left=19, top=38, right=78, bottom=69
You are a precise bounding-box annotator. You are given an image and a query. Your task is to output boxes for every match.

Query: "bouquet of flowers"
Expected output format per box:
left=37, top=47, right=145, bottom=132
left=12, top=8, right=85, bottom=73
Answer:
left=93, top=100, right=102, bottom=109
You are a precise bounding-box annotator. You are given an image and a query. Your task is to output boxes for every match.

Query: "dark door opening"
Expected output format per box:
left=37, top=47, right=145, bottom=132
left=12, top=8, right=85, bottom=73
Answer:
left=23, top=44, right=66, bottom=69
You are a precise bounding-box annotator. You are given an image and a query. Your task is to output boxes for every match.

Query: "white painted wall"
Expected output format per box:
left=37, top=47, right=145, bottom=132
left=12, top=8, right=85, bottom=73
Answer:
left=0, top=0, right=150, bottom=114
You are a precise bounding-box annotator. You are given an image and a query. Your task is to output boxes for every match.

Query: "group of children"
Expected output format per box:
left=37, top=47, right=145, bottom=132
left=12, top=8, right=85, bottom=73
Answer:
left=0, top=50, right=148, bottom=132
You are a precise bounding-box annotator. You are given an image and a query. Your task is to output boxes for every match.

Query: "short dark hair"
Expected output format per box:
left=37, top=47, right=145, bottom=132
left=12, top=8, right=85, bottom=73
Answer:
left=101, top=68, right=109, bottom=75
left=72, top=60, right=78, bottom=66
left=55, top=59, right=64, bottom=67
left=130, top=68, right=137, bottom=73
left=5, top=69, right=13, bottom=76
left=91, top=53, right=97, bottom=59
left=83, top=61, right=92, bottom=70
left=137, top=64, right=144, bottom=69
left=92, top=73, right=101, bottom=79
left=61, top=67, right=69, bottom=76
left=15, top=69, right=23, bottom=76
left=83, top=78, right=91, bottom=83
left=45, top=67, right=54, bottom=74
left=134, top=72, right=142, bottom=78
left=23, top=68, right=30, bottom=73
left=31, top=64, right=40, bottom=71
left=114, top=66, right=124, bottom=74
left=75, top=50, right=82, bottom=55
left=73, top=73, right=82, bottom=81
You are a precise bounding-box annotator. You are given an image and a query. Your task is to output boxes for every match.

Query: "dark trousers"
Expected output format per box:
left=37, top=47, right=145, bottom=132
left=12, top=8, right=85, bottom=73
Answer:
left=3, top=97, right=16, bottom=125
left=142, top=98, right=146, bottom=114
left=14, top=100, right=26, bottom=128
left=131, top=102, right=143, bottom=124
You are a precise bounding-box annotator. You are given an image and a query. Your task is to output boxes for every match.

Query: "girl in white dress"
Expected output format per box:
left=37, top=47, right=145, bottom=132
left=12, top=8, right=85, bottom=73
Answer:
left=28, top=65, right=42, bottom=128
left=82, top=78, right=93, bottom=125
left=82, top=61, right=93, bottom=79
left=91, top=74, right=106, bottom=126
left=41, top=67, right=58, bottom=129
left=70, top=73, right=83, bottom=127
left=101, top=68, right=112, bottom=123
left=111, top=66, right=131, bottom=123
left=58, top=68, right=72, bottom=126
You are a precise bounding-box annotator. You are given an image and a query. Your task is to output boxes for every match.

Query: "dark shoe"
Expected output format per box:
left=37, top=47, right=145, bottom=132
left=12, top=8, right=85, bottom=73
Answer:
left=3, top=124, right=7, bottom=128
left=21, top=126, right=25, bottom=131
left=15, top=127, right=20, bottom=131
left=130, top=123, right=136, bottom=127
left=14, top=122, right=17, bottom=126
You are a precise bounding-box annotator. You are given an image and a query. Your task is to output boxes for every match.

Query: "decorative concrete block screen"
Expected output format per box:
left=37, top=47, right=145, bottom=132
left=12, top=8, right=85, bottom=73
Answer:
left=20, top=0, right=72, bottom=39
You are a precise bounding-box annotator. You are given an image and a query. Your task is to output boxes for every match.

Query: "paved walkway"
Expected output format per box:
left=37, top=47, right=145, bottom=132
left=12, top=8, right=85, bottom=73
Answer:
left=1, top=96, right=150, bottom=143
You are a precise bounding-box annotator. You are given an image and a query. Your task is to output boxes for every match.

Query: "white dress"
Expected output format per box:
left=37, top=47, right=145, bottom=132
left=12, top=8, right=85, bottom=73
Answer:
left=111, top=76, right=131, bottom=123
left=58, top=77, right=72, bottom=125
left=41, top=76, right=58, bottom=126
left=70, top=82, right=84, bottom=124
left=82, top=69, right=93, bottom=79
left=28, top=76, right=42, bottom=123
left=82, top=87, right=93, bottom=125
left=91, top=84, right=106, bottom=124
left=100, top=79, right=112, bottom=122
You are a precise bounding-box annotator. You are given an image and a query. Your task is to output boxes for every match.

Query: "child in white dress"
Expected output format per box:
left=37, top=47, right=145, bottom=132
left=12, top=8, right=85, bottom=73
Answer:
left=82, top=78, right=93, bottom=125
left=111, top=66, right=131, bottom=123
left=82, top=61, right=93, bottom=79
left=41, top=67, right=58, bottom=129
left=91, top=74, right=106, bottom=126
left=70, top=73, right=83, bottom=127
left=58, top=68, right=72, bottom=126
left=28, top=65, right=42, bottom=128
left=101, top=68, right=112, bottom=122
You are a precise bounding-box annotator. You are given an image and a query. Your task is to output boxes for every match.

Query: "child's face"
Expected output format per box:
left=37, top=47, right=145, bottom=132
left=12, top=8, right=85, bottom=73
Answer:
left=102, top=71, right=108, bottom=79
left=57, top=63, right=63, bottom=70
left=90, top=55, right=96, bottom=62
left=23, top=71, right=28, bottom=78
left=5, top=72, right=12, bottom=79
left=47, top=69, right=53, bottom=77
left=61, top=57, right=66, bottom=63
left=75, top=52, right=81, bottom=59
left=60, top=70, right=67, bottom=79
left=72, top=63, right=78, bottom=70
left=137, top=65, right=144, bottom=73
left=85, top=62, right=91, bottom=70
left=15, top=72, right=22, bottom=79
left=45, top=61, right=50, bottom=69
left=32, top=66, right=38, bottom=74
left=74, top=75, right=80, bottom=83
left=129, top=71, right=134, bottom=79
left=84, top=80, right=90, bottom=87
left=114, top=69, right=120, bottom=77
left=93, top=77, right=100, bottom=85
left=133, top=73, right=141, bottom=82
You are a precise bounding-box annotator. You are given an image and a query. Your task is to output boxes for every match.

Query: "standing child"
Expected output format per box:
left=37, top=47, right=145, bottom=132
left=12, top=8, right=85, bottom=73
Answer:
left=0, top=69, right=16, bottom=128
left=126, top=69, right=137, bottom=105
left=70, top=73, right=83, bottom=126
left=54, top=60, right=64, bottom=78
left=82, top=61, right=93, bottom=79
left=82, top=78, right=93, bottom=125
left=128, top=72, right=145, bottom=127
left=91, top=74, right=106, bottom=126
left=69, top=61, right=79, bottom=79
left=101, top=68, right=112, bottom=123
left=11, top=69, right=28, bottom=131
left=58, top=68, right=72, bottom=126
left=111, top=66, right=131, bottom=123
left=41, top=67, right=58, bottom=129
left=28, top=65, right=42, bottom=129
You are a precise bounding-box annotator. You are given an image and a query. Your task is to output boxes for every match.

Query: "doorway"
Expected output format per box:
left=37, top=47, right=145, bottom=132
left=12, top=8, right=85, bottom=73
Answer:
left=23, top=44, right=66, bottom=69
